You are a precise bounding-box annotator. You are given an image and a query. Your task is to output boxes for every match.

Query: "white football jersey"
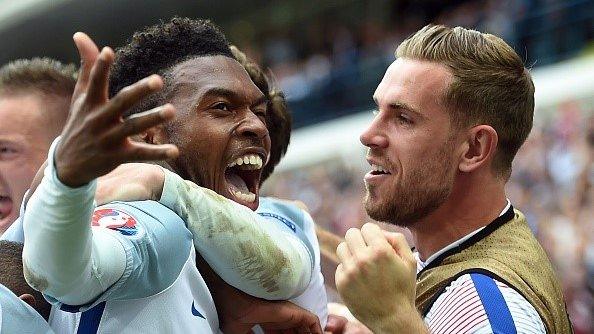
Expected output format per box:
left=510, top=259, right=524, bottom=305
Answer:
left=48, top=200, right=220, bottom=334
left=6, top=197, right=327, bottom=333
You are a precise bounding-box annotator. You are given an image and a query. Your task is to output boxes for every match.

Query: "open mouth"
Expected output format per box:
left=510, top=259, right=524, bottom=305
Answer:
left=0, top=195, right=13, bottom=222
left=224, top=153, right=264, bottom=209
left=369, top=163, right=392, bottom=176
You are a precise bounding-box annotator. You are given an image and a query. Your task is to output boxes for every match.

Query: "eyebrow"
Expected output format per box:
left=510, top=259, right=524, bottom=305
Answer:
left=373, top=96, right=424, bottom=118
left=202, top=87, right=267, bottom=108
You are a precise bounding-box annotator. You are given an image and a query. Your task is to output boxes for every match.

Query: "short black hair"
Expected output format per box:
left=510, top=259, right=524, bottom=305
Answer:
left=109, top=17, right=234, bottom=117
left=230, top=46, right=291, bottom=183
left=0, top=241, right=51, bottom=320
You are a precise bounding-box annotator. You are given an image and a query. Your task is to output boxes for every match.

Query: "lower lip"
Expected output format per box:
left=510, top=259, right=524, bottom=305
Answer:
left=364, top=172, right=392, bottom=185
left=226, top=187, right=259, bottom=211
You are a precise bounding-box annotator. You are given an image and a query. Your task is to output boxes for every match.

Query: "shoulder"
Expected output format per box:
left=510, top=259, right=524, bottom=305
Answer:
left=258, top=197, right=314, bottom=232
left=425, top=273, right=546, bottom=334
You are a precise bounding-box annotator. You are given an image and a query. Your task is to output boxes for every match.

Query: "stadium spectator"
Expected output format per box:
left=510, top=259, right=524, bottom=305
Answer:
left=331, top=24, right=571, bottom=333
left=0, top=58, right=74, bottom=235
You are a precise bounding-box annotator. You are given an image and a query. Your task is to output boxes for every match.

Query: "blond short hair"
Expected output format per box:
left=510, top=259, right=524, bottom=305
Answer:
left=396, top=24, right=534, bottom=179
left=0, top=57, right=76, bottom=98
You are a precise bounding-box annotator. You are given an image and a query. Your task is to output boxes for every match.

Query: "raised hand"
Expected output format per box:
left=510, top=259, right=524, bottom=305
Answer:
left=55, top=37, right=178, bottom=187
left=335, top=223, right=421, bottom=333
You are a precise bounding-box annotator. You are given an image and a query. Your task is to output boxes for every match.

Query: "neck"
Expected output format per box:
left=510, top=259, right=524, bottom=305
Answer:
left=410, top=171, right=507, bottom=261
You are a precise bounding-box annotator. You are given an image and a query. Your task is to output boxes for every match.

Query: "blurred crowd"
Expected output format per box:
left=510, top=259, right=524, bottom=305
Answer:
left=236, top=0, right=593, bottom=127
left=262, top=99, right=594, bottom=333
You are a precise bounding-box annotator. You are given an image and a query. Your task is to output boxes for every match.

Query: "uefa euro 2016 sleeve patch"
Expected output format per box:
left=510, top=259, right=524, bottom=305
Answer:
left=92, top=208, right=138, bottom=236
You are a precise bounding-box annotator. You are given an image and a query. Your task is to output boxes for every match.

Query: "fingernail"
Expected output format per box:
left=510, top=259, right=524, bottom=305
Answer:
left=147, top=75, right=163, bottom=90
left=98, top=47, right=109, bottom=60
left=159, top=105, right=175, bottom=118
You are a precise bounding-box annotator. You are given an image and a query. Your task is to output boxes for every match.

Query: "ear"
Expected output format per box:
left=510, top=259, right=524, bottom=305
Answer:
left=18, top=293, right=36, bottom=308
left=142, top=124, right=169, bottom=145
left=458, top=125, right=498, bottom=173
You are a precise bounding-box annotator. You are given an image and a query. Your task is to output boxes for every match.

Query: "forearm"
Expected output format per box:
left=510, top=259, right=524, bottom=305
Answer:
left=22, top=138, right=126, bottom=305
left=159, top=169, right=312, bottom=300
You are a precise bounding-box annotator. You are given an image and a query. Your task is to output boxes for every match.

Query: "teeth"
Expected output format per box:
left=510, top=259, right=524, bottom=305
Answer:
left=227, top=154, right=263, bottom=170
left=371, top=164, right=389, bottom=173
left=232, top=189, right=256, bottom=203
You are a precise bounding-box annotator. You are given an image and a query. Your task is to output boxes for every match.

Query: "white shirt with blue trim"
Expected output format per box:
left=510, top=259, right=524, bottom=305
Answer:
left=19, top=137, right=317, bottom=333
left=48, top=200, right=220, bottom=334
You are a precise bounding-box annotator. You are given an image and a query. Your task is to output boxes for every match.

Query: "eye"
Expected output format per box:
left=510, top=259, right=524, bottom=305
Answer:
left=397, top=114, right=413, bottom=125
left=212, top=102, right=230, bottom=111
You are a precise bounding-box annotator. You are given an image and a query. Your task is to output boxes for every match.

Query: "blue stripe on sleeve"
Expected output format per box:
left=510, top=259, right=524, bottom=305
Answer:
left=77, top=302, right=106, bottom=334
left=471, top=273, right=517, bottom=334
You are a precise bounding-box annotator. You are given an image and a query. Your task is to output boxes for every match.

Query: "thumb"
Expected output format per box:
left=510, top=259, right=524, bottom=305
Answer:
left=324, top=314, right=348, bottom=333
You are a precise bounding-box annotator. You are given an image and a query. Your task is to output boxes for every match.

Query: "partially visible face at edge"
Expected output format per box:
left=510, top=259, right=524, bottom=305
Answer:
left=360, top=58, right=461, bottom=227
left=156, top=55, right=271, bottom=211
left=0, top=93, right=65, bottom=233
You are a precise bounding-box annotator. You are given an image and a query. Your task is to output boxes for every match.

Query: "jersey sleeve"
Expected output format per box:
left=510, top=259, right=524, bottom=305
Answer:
left=424, top=273, right=546, bottom=334
left=158, top=169, right=313, bottom=300
left=22, top=137, right=192, bottom=313
left=53, top=201, right=193, bottom=313
left=0, top=284, right=54, bottom=334
left=22, top=137, right=126, bottom=308
left=257, top=197, right=329, bottom=329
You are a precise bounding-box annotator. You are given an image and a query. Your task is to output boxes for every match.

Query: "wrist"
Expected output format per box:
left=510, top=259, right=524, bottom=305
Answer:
left=49, top=138, right=96, bottom=193
left=55, top=160, right=87, bottom=188
left=372, top=303, right=427, bottom=334
left=53, top=138, right=88, bottom=187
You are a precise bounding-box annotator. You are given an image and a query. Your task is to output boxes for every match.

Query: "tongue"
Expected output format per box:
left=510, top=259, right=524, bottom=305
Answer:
left=0, top=197, right=12, bottom=220
left=226, top=172, right=250, bottom=193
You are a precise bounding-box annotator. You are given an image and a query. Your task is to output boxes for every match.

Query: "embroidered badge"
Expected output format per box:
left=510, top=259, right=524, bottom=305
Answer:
left=92, top=208, right=138, bottom=235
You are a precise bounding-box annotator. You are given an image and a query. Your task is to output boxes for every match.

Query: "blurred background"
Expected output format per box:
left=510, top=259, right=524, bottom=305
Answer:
left=0, top=0, right=592, bottom=332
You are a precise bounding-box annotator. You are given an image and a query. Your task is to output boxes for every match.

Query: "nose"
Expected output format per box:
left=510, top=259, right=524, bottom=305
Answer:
left=360, top=114, right=388, bottom=149
left=236, top=111, right=269, bottom=140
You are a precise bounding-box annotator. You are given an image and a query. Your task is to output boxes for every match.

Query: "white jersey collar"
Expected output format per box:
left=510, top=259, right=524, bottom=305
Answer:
left=415, top=199, right=511, bottom=273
